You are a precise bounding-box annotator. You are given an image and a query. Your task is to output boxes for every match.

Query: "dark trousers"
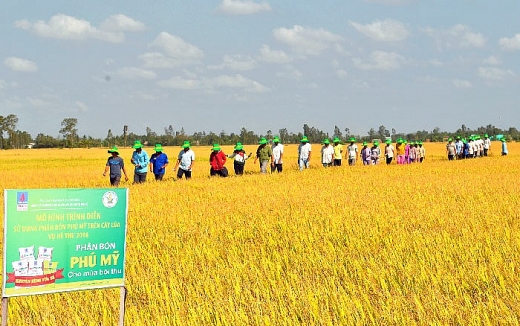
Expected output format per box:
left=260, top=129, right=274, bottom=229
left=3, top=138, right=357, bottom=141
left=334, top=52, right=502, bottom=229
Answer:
left=234, top=162, right=245, bottom=175
left=271, top=163, right=282, bottom=173
left=177, top=169, right=192, bottom=179
left=210, top=168, right=228, bottom=177
left=333, top=159, right=342, bottom=166
left=154, top=174, right=164, bottom=181
left=386, top=157, right=393, bottom=165
left=134, top=172, right=147, bottom=183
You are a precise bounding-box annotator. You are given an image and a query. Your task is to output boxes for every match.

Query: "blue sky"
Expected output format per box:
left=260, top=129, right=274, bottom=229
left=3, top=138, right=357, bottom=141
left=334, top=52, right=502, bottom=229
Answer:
left=1, top=0, right=519, bottom=139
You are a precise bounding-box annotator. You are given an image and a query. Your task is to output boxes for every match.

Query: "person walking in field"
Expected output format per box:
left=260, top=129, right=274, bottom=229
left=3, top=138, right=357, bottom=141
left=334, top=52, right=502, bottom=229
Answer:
left=455, top=136, right=463, bottom=160
left=384, top=139, right=394, bottom=165
left=173, top=141, right=195, bottom=180
left=483, top=134, right=491, bottom=156
left=446, top=138, right=456, bottom=161
left=227, top=142, right=251, bottom=175
left=395, top=138, right=406, bottom=164
left=103, top=146, right=129, bottom=187
left=418, top=141, right=426, bottom=163
left=298, top=136, right=312, bottom=170
left=360, top=141, right=371, bottom=166
left=254, top=137, right=274, bottom=174
left=131, top=140, right=149, bottom=183
left=271, top=136, right=284, bottom=173
left=408, top=142, right=417, bottom=163
left=321, top=138, right=334, bottom=167
left=149, top=143, right=169, bottom=181
left=501, top=138, right=508, bottom=156
left=371, top=141, right=381, bottom=165
left=346, top=138, right=358, bottom=166
left=332, top=137, right=343, bottom=166
left=209, top=144, right=228, bottom=177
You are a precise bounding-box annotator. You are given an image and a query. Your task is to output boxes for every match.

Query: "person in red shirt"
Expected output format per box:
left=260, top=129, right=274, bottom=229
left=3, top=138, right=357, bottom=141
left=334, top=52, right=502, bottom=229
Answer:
left=209, top=144, right=228, bottom=177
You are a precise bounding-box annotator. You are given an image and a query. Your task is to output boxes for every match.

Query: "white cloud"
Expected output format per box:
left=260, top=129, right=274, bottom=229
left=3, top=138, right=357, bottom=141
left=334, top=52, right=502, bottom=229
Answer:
left=0, top=80, right=7, bottom=89
left=117, top=67, right=157, bottom=80
left=4, top=57, right=38, bottom=72
left=336, top=69, right=348, bottom=79
left=425, top=24, right=486, bottom=50
left=28, top=97, right=51, bottom=107
left=498, top=34, right=520, bottom=51
left=429, top=59, right=443, bottom=67
left=353, top=51, right=405, bottom=70
left=158, top=74, right=270, bottom=92
left=273, top=25, right=343, bottom=56
left=218, top=0, right=272, bottom=15
left=350, top=19, right=410, bottom=42
left=76, top=101, right=89, bottom=112
left=207, top=55, right=257, bottom=71
left=257, top=45, right=293, bottom=63
left=482, top=55, right=500, bottom=65
left=15, top=14, right=125, bottom=43
left=275, top=66, right=303, bottom=80
left=142, top=32, right=204, bottom=68
left=99, top=14, right=146, bottom=32
left=452, top=79, right=472, bottom=88
left=477, top=67, right=515, bottom=81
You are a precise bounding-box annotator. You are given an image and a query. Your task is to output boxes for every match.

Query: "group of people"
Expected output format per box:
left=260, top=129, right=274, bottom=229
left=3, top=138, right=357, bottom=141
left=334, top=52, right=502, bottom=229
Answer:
left=445, top=134, right=507, bottom=160
left=102, top=134, right=508, bottom=186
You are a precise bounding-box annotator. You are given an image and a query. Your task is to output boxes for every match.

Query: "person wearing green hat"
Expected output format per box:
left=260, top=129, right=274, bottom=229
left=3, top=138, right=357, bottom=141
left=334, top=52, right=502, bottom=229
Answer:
left=384, top=139, right=394, bottom=165
left=209, top=144, right=228, bottom=177
left=332, top=137, right=343, bottom=166
left=396, top=138, right=405, bottom=164
left=271, top=136, right=284, bottom=173
left=483, top=134, right=491, bottom=156
left=227, top=142, right=252, bottom=175
left=360, top=141, right=371, bottom=165
left=149, top=143, right=169, bottom=181
left=346, top=137, right=358, bottom=166
left=321, top=138, right=334, bottom=167
left=455, top=136, right=463, bottom=160
left=298, top=136, right=312, bottom=170
left=417, top=141, right=425, bottom=163
left=371, top=141, right=381, bottom=165
left=103, top=146, right=129, bottom=186
left=174, top=141, right=195, bottom=179
left=501, top=138, right=508, bottom=156
left=131, top=140, right=150, bottom=183
left=254, top=137, right=274, bottom=174
left=408, top=142, right=417, bottom=163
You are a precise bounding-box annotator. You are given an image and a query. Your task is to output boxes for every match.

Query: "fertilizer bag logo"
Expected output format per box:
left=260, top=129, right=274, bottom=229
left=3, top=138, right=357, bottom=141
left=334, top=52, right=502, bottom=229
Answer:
left=102, top=191, right=118, bottom=208
left=17, top=192, right=29, bottom=211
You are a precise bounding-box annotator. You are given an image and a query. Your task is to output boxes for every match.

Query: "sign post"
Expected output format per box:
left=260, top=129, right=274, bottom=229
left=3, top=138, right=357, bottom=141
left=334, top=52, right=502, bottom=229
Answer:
left=2, top=188, right=129, bottom=325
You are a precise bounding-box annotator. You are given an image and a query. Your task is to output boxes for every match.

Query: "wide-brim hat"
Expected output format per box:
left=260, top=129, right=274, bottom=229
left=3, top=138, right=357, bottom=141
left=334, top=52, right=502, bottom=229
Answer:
left=373, top=141, right=379, bottom=146
left=108, top=146, right=119, bottom=154
left=182, top=141, right=191, bottom=149
left=235, top=145, right=244, bottom=151
left=212, top=144, right=221, bottom=151
left=154, top=144, right=164, bottom=152
left=363, top=141, right=368, bottom=146
left=323, top=139, right=330, bottom=144
left=301, top=136, right=309, bottom=143
left=273, top=137, right=280, bottom=143
left=259, top=137, right=268, bottom=145
left=132, top=140, right=143, bottom=149
left=385, top=139, right=391, bottom=144
left=333, top=137, right=340, bottom=143
left=349, top=137, right=356, bottom=142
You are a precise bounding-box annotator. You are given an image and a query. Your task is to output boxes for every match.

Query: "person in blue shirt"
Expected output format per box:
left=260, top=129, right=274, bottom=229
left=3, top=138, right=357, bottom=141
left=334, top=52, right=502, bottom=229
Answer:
left=149, top=143, right=169, bottom=181
left=130, top=140, right=149, bottom=183
left=455, top=136, right=463, bottom=160
left=501, top=138, right=508, bottom=156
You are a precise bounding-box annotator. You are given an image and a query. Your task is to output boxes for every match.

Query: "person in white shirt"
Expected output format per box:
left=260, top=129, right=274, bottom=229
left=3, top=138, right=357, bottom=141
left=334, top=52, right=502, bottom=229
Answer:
left=298, top=136, right=312, bottom=170
left=384, top=139, right=394, bottom=165
left=483, top=134, right=491, bottom=156
left=345, top=138, right=358, bottom=166
left=321, top=138, right=334, bottom=167
left=271, top=136, right=284, bottom=173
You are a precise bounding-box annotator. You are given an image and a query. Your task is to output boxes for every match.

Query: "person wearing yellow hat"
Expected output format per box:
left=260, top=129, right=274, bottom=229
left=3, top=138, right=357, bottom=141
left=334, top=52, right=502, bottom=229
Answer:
left=103, top=146, right=129, bottom=187
left=254, top=137, right=273, bottom=174
left=298, top=136, right=312, bottom=170
left=174, top=141, right=195, bottom=179
left=332, top=137, right=343, bottom=166
left=149, top=143, right=169, bottom=181
left=130, top=140, right=150, bottom=183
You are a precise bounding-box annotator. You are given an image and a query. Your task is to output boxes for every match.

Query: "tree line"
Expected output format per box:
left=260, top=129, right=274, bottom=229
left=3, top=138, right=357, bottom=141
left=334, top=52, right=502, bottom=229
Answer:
left=1, top=114, right=519, bottom=149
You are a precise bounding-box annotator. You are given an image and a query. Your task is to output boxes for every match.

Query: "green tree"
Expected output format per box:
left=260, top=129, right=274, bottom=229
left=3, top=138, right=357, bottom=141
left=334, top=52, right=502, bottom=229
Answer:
left=59, top=118, right=78, bottom=148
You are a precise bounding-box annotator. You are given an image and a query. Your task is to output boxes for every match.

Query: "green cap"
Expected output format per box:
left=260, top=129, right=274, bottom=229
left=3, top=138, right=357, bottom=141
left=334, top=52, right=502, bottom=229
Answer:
left=385, top=139, right=391, bottom=144
left=333, top=137, right=340, bottom=143
left=349, top=137, right=356, bottom=142
left=212, top=144, right=221, bottom=151
left=273, top=136, right=280, bottom=143
left=132, top=140, right=143, bottom=149
left=259, top=137, right=268, bottom=145
left=448, top=138, right=453, bottom=142
left=374, top=141, right=379, bottom=146
left=484, top=134, right=489, bottom=138
left=154, top=143, right=164, bottom=152
left=501, top=138, right=506, bottom=142
left=234, top=142, right=243, bottom=150
left=363, top=141, right=368, bottom=146
left=182, top=141, right=191, bottom=149
left=301, top=136, right=309, bottom=143
left=323, top=138, right=330, bottom=145
left=108, top=146, right=119, bottom=154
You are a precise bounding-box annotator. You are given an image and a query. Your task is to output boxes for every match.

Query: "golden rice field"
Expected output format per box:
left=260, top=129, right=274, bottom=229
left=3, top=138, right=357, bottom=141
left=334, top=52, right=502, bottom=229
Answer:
left=1, top=141, right=520, bottom=325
